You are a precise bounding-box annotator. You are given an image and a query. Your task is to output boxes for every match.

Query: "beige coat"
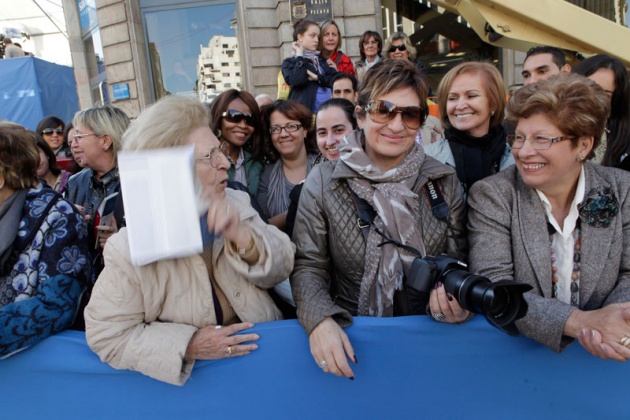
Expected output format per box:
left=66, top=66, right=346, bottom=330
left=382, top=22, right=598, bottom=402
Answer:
left=85, top=189, right=295, bottom=385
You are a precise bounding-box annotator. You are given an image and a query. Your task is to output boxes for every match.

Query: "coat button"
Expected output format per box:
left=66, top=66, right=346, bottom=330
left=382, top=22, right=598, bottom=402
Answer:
left=235, top=291, right=241, bottom=298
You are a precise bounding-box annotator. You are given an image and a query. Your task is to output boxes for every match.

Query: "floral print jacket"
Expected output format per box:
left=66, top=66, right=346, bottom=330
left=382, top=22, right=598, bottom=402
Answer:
left=0, top=184, right=93, bottom=358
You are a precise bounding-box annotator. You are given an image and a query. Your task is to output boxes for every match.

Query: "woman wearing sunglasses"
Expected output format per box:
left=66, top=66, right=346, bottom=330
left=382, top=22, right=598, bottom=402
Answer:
left=291, top=59, right=467, bottom=379
left=257, top=99, right=318, bottom=232
left=281, top=19, right=337, bottom=113
left=209, top=89, right=265, bottom=197
left=468, top=73, right=630, bottom=362
left=354, top=30, right=383, bottom=85
left=425, top=62, right=513, bottom=198
left=35, top=134, right=71, bottom=193
left=36, top=116, right=72, bottom=158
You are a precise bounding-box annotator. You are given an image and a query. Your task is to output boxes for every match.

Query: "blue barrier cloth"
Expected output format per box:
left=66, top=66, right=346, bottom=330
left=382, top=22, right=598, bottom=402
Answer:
left=0, top=316, right=626, bottom=419
left=0, top=56, right=79, bottom=130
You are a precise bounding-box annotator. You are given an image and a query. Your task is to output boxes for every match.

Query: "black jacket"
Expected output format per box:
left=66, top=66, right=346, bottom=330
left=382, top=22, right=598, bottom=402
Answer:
left=281, top=55, right=336, bottom=111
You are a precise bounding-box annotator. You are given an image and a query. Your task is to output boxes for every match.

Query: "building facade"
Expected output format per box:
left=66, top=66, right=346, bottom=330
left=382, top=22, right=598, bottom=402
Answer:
left=62, top=0, right=629, bottom=117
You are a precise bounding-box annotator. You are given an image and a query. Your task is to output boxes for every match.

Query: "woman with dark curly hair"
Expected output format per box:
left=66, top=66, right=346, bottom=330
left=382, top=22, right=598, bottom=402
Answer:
left=35, top=135, right=71, bottom=193
left=208, top=89, right=265, bottom=196
left=257, top=99, right=318, bottom=231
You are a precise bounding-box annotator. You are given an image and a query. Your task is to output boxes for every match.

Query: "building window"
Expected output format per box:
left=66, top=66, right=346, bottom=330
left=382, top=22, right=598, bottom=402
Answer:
left=142, top=1, right=238, bottom=100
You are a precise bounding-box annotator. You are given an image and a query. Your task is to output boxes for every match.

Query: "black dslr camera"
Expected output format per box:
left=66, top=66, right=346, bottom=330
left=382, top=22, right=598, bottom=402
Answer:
left=407, top=255, right=532, bottom=336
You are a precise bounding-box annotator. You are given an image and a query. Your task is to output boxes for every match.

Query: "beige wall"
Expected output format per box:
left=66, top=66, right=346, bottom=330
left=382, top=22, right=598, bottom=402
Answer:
left=239, top=0, right=382, bottom=98
left=69, top=0, right=381, bottom=115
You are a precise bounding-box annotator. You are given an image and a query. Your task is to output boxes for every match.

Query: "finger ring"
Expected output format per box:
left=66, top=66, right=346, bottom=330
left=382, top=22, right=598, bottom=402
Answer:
left=432, top=312, right=446, bottom=322
left=318, top=360, right=327, bottom=369
left=227, top=345, right=232, bottom=354
left=214, top=325, right=222, bottom=330
left=620, top=336, right=630, bottom=347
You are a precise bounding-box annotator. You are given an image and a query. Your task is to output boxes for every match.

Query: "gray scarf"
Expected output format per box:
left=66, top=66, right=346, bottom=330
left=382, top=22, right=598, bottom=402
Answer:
left=339, top=131, right=426, bottom=317
left=0, top=190, right=27, bottom=274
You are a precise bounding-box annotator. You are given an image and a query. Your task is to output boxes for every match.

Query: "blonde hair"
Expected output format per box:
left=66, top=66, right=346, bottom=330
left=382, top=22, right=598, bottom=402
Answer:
left=437, top=61, right=506, bottom=129
left=73, top=105, right=130, bottom=165
left=319, top=20, right=342, bottom=51
left=384, top=32, right=416, bottom=61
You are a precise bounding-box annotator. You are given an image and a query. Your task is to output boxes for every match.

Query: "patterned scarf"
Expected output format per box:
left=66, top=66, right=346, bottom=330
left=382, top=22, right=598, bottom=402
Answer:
left=303, top=49, right=322, bottom=73
left=339, top=131, right=426, bottom=316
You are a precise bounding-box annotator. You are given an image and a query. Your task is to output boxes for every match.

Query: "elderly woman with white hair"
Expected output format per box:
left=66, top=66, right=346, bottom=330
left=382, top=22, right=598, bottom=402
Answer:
left=84, top=95, right=295, bottom=386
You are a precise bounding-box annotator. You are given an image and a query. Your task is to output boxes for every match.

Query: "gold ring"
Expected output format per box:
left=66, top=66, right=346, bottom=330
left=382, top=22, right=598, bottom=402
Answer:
left=227, top=345, right=232, bottom=354
left=620, top=336, right=630, bottom=347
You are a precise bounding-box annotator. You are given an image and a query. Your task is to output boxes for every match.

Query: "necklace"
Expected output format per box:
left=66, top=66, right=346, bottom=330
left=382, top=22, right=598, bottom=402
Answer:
left=550, top=226, right=581, bottom=306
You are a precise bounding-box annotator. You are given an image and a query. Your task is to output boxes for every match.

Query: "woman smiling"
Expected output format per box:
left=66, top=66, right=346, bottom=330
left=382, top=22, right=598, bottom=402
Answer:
left=257, top=100, right=318, bottom=232
left=209, top=89, right=265, bottom=196
left=426, top=62, right=513, bottom=197
left=468, top=73, right=630, bottom=361
left=291, top=59, right=467, bottom=379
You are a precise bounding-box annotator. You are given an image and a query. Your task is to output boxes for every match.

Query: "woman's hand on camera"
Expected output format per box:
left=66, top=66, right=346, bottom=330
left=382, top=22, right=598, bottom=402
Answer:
left=309, top=317, right=357, bottom=379
left=185, top=322, right=259, bottom=361
left=429, top=282, right=471, bottom=323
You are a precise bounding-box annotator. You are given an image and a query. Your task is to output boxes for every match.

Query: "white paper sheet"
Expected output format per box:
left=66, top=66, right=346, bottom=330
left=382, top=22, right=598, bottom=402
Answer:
left=118, top=145, right=202, bottom=266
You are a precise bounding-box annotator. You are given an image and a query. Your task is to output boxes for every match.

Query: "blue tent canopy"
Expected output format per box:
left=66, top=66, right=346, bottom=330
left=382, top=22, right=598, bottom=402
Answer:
left=0, top=56, right=79, bottom=130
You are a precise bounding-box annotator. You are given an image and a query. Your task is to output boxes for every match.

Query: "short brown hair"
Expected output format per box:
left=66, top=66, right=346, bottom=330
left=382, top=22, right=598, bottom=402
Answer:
left=0, top=122, right=40, bottom=189
left=437, top=61, right=506, bottom=129
left=506, top=73, right=610, bottom=159
left=357, top=58, right=429, bottom=126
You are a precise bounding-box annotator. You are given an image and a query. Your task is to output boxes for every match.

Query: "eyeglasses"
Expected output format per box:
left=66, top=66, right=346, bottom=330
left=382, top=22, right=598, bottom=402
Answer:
left=222, top=109, right=254, bottom=126
left=42, top=128, right=63, bottom=135
left=387, top=44, right=407, bottom=53
left=363, top=40, right=378, bottom=46
left=364, top=100, right=424, bottom=129
left=507, top=134, right=573, bottom=150
left=507, top=134, right=574, bottom=150
left=72, top=132, right=100, bottom=144
left=196, top=141, right=230, bottom=168
left=270, top=123, right=302, bottom=134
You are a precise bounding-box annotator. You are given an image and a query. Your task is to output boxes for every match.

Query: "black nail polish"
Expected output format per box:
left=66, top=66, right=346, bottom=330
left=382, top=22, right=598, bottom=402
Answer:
left=353, top=355, right=358, bottom=364
left=349, top=376, right=355, bottom=381
left=447, top=293, right=454, bottom=302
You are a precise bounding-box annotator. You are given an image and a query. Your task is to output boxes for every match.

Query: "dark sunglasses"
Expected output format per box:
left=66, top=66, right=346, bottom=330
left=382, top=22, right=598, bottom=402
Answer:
left=222, top=109, right=254, bottom=126
left=387, top=44, right=407, bottom=53
left=364, top=100, right=424, bottom=129
left=42, top=128, right=64, bottom=135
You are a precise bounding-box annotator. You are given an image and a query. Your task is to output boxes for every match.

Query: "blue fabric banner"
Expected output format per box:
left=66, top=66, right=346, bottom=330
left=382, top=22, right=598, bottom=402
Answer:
left=0, top=316, right=626, bottom=419
left=0, top=56, right=79, bottom=130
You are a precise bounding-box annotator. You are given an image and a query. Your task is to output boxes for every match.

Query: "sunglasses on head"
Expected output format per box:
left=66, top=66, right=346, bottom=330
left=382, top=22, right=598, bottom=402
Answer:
left=364, top=100, right=424, bottom=129
left=222, top=109, right=254, bottom=126
left=388, top=44, right=407, bottom=53
left=42, top=128, right=64, bottom=135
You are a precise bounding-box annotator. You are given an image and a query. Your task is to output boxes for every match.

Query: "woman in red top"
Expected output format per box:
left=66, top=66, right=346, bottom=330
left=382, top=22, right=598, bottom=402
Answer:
left=319, top=20, right=355, bottom=76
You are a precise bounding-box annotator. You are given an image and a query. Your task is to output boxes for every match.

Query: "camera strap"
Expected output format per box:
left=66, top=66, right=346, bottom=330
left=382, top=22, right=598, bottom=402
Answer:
left=423, top=180, right=448, bottom=221
left=348, top=185, right=432, bottom=258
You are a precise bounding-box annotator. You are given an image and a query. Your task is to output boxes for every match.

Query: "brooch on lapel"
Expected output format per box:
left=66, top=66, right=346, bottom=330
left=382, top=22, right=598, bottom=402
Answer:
left=578, top=187, right=618, bottom=228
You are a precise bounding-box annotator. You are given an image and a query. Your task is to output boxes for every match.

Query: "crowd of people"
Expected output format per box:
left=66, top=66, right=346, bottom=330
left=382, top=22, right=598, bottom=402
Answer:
left=2, top=19, right=630, bottom=386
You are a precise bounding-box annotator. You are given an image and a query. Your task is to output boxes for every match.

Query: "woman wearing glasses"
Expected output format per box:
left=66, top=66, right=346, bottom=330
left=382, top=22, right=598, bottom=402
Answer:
left=354, top=30, right=383, bottom=84
left=65, top=105, right=130, bottom=277
left=425, top=62, right=513, bottom=198
left=36, top=116, right=72, bottom=158
left=209, top=89, right=265, bottom=197
left=468, top=73, right=630, bottom=361
left=291, top=59, right=468, bottom=379
left=257, top=99, right=318, bottom=232
left=281, top=19, right=337, bottom=113
left=85, top=95, right=294, bottom=385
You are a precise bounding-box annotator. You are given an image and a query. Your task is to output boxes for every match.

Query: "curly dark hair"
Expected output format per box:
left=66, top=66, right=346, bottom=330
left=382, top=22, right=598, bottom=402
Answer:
left=261, top=100, right=318, bottom=163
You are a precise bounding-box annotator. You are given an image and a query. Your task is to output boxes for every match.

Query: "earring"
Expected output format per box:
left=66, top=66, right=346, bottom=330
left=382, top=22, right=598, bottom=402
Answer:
left=491, top=111, right=495, bottom=116
left=577, top=154, right=584, bottom=162
left=215, top=129, right=222, bottom=138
